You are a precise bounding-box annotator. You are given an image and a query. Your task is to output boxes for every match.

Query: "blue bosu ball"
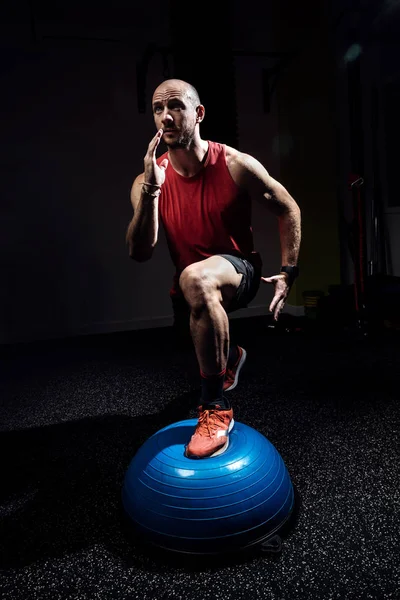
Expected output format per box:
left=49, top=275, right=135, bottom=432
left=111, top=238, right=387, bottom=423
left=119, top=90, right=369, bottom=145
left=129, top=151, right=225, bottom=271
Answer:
left=122, top=419, right=295, bottom=555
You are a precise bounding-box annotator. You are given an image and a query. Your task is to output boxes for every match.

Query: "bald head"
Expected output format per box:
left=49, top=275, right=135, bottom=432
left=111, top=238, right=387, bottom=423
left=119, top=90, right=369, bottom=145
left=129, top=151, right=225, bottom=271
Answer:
left=152, top=79, right=201, bottom=109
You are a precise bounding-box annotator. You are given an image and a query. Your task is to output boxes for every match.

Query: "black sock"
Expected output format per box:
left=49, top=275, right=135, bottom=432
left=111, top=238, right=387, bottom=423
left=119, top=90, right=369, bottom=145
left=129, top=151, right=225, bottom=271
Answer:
left=228, top=344, right=239, bottom=366
left=204, top=396, right=231, bottom=410
left=200, top=368, right=229, bottom=408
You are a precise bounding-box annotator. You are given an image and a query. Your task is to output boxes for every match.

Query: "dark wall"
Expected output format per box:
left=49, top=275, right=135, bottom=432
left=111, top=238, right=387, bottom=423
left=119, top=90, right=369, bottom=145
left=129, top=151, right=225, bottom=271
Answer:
left=5, top=0, right=398, bottom=342
left=168, top=0, right=238, bottom=147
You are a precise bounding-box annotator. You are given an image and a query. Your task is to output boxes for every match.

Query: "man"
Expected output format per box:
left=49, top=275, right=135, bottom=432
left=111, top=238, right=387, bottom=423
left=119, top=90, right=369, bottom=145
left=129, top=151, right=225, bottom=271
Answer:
left=126, top=78, right=301, bottom=459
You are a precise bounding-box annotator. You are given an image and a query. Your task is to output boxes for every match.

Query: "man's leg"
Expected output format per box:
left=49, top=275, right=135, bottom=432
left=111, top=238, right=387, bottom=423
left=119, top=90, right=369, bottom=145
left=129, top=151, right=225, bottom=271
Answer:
left=179, top=256, right=242, bottom=382
left=178, top=256, right=243, bottom=458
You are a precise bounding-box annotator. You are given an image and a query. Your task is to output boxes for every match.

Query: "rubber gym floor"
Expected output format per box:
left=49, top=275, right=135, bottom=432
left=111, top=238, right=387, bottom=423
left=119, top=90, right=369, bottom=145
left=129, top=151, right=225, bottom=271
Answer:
left=1, top=315, right=399, bottom=600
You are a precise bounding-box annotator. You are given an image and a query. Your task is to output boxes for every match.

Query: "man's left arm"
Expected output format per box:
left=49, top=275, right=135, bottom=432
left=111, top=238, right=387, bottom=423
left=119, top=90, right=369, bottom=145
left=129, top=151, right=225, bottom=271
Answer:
left=237, top=152, right=302, bottom=320
left=264, top=176, right=301, bottom=270
left=261, top=176, right=301, bottom=319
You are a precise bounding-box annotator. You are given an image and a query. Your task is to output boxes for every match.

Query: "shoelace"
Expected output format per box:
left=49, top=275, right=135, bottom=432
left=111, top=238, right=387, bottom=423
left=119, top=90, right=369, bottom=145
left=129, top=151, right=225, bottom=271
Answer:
left=196, top=409, right=226, bottom=437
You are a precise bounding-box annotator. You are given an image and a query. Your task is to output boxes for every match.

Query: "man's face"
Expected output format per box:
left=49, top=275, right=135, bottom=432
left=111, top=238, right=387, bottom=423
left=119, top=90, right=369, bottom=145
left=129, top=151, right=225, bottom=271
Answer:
left=152, top=84, right=198, bottom=149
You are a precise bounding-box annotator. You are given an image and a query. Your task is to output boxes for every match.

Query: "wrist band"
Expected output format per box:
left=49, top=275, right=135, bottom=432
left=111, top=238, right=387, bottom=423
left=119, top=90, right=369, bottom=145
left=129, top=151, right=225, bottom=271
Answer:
left=280, top=265, right=299, bottom=286
left=141, top=182, right=162, bottom=189
left=141, top=182, right=162, bottom=197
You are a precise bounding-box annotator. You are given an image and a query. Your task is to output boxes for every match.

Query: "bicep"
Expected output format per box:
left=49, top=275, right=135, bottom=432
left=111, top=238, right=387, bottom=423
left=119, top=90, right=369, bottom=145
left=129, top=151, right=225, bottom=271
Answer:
left=240, top=154, right=294, bottom=214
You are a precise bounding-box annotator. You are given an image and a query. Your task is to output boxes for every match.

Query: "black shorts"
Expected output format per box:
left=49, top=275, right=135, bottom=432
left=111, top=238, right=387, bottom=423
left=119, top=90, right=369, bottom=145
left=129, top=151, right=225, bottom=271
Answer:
left=171, top=254, right=261, bottom=337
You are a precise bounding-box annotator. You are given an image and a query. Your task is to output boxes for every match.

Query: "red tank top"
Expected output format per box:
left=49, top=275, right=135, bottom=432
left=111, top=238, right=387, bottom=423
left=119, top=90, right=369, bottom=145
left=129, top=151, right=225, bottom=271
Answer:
left=157, top=141, right=262, bottom=298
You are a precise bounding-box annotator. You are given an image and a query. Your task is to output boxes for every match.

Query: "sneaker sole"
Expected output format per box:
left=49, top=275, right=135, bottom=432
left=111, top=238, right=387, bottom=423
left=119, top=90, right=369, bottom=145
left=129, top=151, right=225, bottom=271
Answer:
left=224, top=347, right=247, bottom=392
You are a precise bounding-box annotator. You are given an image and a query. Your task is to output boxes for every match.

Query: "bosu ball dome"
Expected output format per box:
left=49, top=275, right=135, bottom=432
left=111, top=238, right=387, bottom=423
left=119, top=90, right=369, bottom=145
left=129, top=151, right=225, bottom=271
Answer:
left=122, top=419, right=296, bottom=556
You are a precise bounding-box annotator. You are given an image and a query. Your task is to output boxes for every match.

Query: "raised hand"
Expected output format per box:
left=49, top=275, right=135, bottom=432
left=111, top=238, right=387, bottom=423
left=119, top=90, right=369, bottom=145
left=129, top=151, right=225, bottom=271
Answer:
left=143, top=129, right=169, bottom=187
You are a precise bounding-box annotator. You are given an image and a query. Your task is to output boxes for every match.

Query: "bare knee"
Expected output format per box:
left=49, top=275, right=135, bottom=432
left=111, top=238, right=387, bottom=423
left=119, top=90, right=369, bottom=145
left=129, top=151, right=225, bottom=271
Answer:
left=179, top=266, right=220, bottom=315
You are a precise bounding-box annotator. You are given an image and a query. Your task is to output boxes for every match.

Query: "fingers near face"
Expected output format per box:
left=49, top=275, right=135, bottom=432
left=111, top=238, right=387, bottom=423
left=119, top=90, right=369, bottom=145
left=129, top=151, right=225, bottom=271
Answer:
left=147, top=129, right=163, bottom=157
left=154, top=129, right=163, bottom=145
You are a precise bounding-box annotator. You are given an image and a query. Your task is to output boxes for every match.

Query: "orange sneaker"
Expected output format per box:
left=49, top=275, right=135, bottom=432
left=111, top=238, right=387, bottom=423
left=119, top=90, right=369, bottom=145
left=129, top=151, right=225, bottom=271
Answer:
left=185, top=404, right=234, bottom=459
left=223, top=346, right=247, bottom=392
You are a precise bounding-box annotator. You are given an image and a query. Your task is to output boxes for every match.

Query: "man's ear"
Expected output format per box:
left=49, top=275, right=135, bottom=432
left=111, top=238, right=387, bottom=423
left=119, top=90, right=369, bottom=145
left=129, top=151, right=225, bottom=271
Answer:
left=196, top=104, right=205, bottom=123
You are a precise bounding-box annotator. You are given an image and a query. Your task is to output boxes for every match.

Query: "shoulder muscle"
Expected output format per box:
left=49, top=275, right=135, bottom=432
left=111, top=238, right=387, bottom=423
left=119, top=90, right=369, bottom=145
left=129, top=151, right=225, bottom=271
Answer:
left=225, top=146, right=292, bottom=211
left=225, top=146, right=270, bottom=189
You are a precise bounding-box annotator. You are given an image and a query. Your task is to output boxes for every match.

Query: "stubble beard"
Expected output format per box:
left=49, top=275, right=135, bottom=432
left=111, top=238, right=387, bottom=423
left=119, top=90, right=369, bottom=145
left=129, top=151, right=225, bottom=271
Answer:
left=166, top=126, right=196, bottom=150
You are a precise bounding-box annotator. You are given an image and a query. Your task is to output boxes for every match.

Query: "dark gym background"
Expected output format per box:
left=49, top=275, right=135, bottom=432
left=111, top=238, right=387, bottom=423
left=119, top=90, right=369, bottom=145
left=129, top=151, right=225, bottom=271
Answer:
left=1, top=0, right=399, bottom=599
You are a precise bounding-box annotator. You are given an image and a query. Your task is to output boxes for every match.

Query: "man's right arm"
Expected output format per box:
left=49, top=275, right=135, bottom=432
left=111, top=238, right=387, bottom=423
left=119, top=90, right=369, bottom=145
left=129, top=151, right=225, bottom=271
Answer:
left=125, top=174, right=160, bottom=262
